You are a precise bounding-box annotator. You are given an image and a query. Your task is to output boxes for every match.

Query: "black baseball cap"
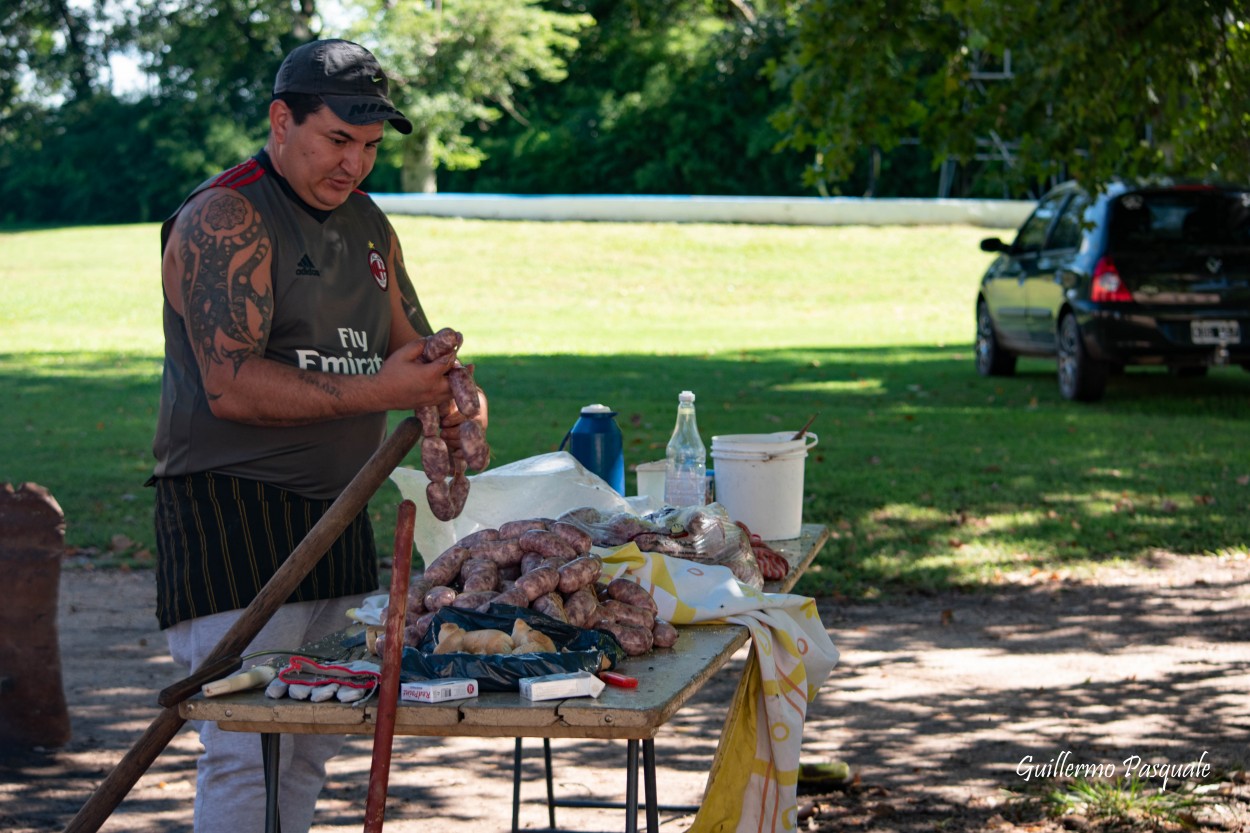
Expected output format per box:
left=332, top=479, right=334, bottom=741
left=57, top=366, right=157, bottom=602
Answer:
left=273, top=39, right=413, bottom=135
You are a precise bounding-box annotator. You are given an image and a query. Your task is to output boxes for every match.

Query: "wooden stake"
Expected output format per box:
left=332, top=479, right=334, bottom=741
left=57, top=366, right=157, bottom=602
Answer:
left=363, top=498, right=417, bottom=833
left=63, top=417, right=422, bottom=833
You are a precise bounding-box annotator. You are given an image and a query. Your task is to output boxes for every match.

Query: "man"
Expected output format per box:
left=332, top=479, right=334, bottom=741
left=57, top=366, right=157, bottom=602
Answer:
left=149, top=39, right=483, bottom=833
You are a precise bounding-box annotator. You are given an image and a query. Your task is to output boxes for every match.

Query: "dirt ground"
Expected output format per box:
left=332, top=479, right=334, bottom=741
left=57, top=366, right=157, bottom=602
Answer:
left=3, top=551, right=1249, bottom=833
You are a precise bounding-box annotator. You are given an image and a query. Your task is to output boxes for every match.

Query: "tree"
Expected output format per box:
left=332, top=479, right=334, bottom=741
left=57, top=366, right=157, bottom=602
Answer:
left=129, top=0, right=320, bottom=126
left=1, top=0, right=108, bottom=110
left=445, top=0, right=817, bottom=196
left=770, top=0, right=1250, bottom=197
left=351, top=0, right=593, bottom=193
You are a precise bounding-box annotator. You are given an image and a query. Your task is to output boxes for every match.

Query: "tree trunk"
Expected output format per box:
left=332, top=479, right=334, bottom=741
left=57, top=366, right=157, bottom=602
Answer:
left=401, top=131, right=438, bottom=194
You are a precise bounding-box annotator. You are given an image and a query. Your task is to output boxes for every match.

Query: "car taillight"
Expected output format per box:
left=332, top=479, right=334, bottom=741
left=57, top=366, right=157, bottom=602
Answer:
left=1091, top=257, right=1133, bottom=302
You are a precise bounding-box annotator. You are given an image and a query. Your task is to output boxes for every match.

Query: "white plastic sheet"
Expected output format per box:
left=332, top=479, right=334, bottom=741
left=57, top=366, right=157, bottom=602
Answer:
left=390, top=451, right=657, bottom=569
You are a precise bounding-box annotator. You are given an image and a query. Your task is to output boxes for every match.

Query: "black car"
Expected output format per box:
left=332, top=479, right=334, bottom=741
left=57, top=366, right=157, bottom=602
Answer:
left=975, top=181, right=1250, bottom=401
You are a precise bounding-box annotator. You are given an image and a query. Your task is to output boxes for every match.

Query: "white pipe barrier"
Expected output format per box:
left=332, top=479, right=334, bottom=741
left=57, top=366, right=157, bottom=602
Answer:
left=371, top=193, right=1036, bottom=229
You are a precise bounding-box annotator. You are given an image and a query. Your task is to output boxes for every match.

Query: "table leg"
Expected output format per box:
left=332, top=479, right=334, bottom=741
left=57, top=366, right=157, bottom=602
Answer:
left=642, top=740, right=659, bottom=833
left=261, top=732, right=281, bottom=833
left=512, top=738, right=523, bottom=833
left=625, top=739, right=639, bottom=833
left=543, top=738, right=557, bottom=828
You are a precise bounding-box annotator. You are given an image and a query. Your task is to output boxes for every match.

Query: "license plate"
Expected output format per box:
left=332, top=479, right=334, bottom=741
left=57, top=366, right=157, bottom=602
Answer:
left=1191, top=320, right=1241, bottom=345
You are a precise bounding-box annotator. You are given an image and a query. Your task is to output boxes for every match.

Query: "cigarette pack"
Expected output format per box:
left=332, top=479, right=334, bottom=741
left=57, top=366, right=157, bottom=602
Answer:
left=519, top=671, right=606, bottom=701
left=400, top=678, right=478, bottom=703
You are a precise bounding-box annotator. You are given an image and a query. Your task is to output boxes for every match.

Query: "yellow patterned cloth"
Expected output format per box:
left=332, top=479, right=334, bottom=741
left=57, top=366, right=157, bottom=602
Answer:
left=601, top=544, right=839, bottom=833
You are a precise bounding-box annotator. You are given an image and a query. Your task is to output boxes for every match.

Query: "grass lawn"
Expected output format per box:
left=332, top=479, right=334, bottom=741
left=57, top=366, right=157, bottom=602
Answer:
left=3, top=218, right=1249, bottom=598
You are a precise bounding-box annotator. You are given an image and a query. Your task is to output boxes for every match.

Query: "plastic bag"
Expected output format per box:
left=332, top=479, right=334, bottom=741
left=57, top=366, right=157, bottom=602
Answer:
left=646, top=504, right=763, bottom=589
left=558, top=503, right=765, bottom=590
left=391, top=451, right=650, bottom=568
left=400, top=604, right=626, bottom=692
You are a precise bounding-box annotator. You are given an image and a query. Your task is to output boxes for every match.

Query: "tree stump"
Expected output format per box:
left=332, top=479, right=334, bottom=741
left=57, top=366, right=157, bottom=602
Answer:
left=0, top=482, right=71, bottom=748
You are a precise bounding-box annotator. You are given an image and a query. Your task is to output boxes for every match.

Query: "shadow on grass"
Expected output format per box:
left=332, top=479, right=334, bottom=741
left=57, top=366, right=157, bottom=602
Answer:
left=4, top=347, right=1249, bottom=597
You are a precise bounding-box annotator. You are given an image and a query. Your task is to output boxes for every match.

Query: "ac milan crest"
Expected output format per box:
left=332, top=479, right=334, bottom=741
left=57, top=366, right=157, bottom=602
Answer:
left=368, top=250, right=388, bottom=290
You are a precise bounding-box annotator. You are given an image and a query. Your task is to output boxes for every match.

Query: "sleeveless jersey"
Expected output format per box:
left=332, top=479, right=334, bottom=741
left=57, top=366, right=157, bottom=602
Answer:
left=153, top=151, right=397, bottom=500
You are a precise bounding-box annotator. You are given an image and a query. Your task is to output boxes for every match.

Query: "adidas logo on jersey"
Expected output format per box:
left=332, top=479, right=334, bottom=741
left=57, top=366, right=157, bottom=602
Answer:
left=295, top=254, right=320, bottom=276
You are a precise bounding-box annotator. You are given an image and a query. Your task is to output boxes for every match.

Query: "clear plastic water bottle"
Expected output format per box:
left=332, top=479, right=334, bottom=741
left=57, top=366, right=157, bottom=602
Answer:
left=664, top=390, right=707, bottom=507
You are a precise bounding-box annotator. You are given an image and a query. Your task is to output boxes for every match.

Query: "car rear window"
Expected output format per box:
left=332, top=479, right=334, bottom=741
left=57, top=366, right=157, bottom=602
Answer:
left=1108, top=190, right=1250, bottom=250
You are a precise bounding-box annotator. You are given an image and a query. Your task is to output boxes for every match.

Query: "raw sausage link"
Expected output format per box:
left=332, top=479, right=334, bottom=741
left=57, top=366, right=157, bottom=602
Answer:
left=421, top=436, right=451, bottom=482
left=457, top=528, right=500, bottom=548
left=406, top=578, right=434, bottom=614
left=449, top=468, right=470, bottom=516
left=426, top=479, right=455, bottom=521
left=549, top=521, right=593, bottom=555
left=450, top=590, right=498, bottom=610
left=651, top=619, right=679, bottom=648
left=540, top=554, right=575, bottom=572
left=599, top=598, right=656, bottom=631
left=520, top=552, right=546, bottom=575
left=423, top=585, right=457, bottom=612
left=606, top=577, right=658, bottom=614
left=405, top=611, right=436, bottom=647
left=460, top=558, right=500, bottom=593
left=416, top=405, right=442, bottom=438
left=517, top=529, right=577, bottom=560
left=470, top=538, right=524, bottom=568
left=531, top=591, right=568, bottom=623
left=557, top=555, right=603, bottom=595
left=490, top=585, right=530, bottom=609
left=562, top=586, right=599, bottom=628
left=421, top=327, right=463, bottom=362
left=499, top=518, right=550, bottom=538
left=423, top=545, right=471, bottom=586
left=448, top=364, right=481, bottom=418
left=459, top=419, right=491, bottom=471
left=514, top=565, right=560, bottom=601
left=596, top=620, right=654, bottom=657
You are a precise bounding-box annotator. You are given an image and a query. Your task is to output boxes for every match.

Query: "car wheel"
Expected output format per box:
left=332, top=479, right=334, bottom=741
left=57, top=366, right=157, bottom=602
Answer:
left=976, top=301, right=1017, bottom=377
left=1057, top=313, right=1109, bottom=402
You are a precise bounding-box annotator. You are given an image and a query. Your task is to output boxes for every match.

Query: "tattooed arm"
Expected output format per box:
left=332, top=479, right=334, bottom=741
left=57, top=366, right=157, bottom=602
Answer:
left=161, top=188, right=454, bottom=426
left=382, top=216, right=432, bottom=351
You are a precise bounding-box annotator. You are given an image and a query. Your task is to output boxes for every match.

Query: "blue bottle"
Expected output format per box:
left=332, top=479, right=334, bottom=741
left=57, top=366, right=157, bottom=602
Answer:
left=561, top=404, right=625, bottom=494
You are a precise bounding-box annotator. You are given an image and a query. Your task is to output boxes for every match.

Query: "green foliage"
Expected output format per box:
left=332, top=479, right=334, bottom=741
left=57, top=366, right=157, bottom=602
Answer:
left=0, top=93, right=263, bottom=224
left=350, top=0, right=593, bottom=190
left=1, top=0, right=109, bottom=107
left=772, top=0, right=1250, bottom=197
left=445, top=0, right=816, bottom=195
left=128, top=0, right=316, bottom=125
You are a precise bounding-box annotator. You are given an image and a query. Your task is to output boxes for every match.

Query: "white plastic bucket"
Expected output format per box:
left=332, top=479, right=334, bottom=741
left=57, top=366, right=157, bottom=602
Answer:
left=635, top=460, right=666, bottom=501
left=712, top=431, right=818, bottom=540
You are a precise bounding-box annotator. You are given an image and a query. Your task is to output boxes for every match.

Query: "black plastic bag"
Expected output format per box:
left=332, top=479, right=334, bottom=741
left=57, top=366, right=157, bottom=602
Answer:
left=400, top=604, right=625, bottom=692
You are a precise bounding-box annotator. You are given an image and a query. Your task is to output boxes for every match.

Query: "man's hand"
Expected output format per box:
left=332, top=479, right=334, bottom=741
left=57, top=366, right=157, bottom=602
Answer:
left=374, top=340, right=456, bottom=412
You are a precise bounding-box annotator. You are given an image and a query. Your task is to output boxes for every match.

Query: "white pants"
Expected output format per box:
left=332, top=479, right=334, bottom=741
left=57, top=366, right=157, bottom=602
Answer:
left=166, top=596, right=361, bottom=833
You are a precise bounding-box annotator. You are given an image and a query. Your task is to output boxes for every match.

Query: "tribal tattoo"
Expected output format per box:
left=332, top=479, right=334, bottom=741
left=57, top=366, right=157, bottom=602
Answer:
left=176, top=192, right=272, bottom=396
